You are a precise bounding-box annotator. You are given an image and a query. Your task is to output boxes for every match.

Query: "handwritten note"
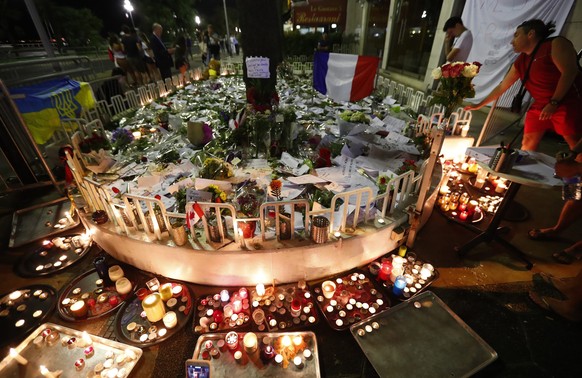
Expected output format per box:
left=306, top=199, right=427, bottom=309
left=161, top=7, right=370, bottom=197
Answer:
left=246, top=57, right=270, bottom=78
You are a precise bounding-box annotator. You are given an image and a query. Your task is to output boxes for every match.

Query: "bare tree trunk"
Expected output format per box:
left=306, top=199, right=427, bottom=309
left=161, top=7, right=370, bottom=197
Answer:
left=237, top=0, right=284, bottom=109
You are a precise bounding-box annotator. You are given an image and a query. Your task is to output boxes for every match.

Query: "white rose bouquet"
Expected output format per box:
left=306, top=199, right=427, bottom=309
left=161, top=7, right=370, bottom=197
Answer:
left=430, top=61, right=482, bottom=117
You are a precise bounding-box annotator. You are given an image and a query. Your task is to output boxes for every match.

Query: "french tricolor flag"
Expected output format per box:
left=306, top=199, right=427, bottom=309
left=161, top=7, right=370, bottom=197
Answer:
left=313, top=52, right=380, bottom=103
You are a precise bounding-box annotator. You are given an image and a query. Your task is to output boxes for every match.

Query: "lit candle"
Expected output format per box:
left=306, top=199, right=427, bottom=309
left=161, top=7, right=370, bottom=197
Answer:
left=290, top=299, right=302, bottom=318
left=243, top=332, right=258, bottom=353
left=420, top=267, right=432, bottom=280
left=115, top=277, right=133, bottom=296
left=234, top=350, right=243, bottom=363
left=459, top=211, right=469, bottom=221
left=238, top=287, right=248, bottom=299
left=40, top=366, right=56, bottom=378
left=377, top=262, right=392, bottom=281
left=163, top=311, right=177, bottom=329
left=69, top=300, right=88, bottom=319
left=293, top=335, right=303, bottom=346
left=159, top=283, right=173, bottom=301
left=390, top=266, right=403, bottom=283
left=42, top=240, right=54, bottom=249
left=303, top=349, right=312, bottom=360
left=82, top=346, right=94, bottom=359
left=293, top=356, right=303, bottom=369
left=132, top=131, right=142, bottom=140
left=142, top=293, right=165, bottom=322
left=439, top=185, right=450, bottom=195
left=474, top=178, right=485, bottom=189
left=225, top=331, right=239, bottom=350
left=393, top=276, right=406, bottom=296
left=262, top=345, right=275, bottom=360
left=81, top=331, right=92, bottom=346
left=495, top=182, right=507, bottom=194
left=146, top=278, right=160, bottom=292
left=220, top=289, right=230, bottom=302
left=255, top=283, right=266, bottom=297
left=321, top=280, right=336, bottom=299
left=108, top=265, right=124, bottom=282
left=9, top=348, right=27, bottom=365
left=172, top=285, right=183, bottom=297
left=275, top=354, right=283, bottom=364
left=232, top=298, right=243, bottom=314
left=281, top=335, right=292, bottom=348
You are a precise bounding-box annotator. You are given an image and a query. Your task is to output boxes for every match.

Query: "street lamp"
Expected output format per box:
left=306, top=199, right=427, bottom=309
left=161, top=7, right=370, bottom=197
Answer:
left=195, top=16, right=201, bottom=26
left=123, top=0, right=135, bottom=29
left=222, top=0, right=231, bottom=56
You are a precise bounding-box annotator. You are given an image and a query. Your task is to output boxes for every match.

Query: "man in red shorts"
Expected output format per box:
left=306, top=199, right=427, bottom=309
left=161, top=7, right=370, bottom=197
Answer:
left=466, top=19, right=582, bottom=151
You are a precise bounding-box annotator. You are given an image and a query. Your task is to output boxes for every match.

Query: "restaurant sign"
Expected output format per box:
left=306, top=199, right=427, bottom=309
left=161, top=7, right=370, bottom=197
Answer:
left=293, top=0, right=347, bottom=28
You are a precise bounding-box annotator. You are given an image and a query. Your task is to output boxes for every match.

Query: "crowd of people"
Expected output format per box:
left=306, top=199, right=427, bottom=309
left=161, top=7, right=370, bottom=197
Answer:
left=107, top=23, right=240, bottom=87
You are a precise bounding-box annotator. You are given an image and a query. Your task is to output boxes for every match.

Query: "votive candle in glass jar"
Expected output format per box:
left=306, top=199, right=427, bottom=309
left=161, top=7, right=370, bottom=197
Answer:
left=225, top=331, right=239, bottom=350
left=108, top=265, right=124, bottom=282
left=162, top=311, right=177, bottom=329
left=321, top=280, right=336, bottom=299
left=115, top=277, right=133, bottom=296
left=243, top=332, right=258, bottom=353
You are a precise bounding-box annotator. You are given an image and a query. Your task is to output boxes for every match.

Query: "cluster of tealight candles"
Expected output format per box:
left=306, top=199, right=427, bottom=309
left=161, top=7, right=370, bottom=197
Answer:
left=125, top=278, right=186, bottom=343
left=246, top=281, right=317, bottom=332
left=19, top=326, right=138, bottom=377
left=200, top=332, right=314, bottom=370
left=314, top=272, right=387, bottom=329
left=34, top=234, right=90, bottom=272
left=371, top=251, right=435, bottom=298
left=1, top=289, right=48, bottom=328
left=194, top=286, right=251, bottom=334
left=438, top=191, right=482, bottom=222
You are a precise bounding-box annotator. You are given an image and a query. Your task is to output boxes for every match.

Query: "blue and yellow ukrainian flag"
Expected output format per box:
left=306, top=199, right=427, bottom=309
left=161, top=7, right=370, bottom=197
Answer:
left=12, top=78, right=95, bottom=144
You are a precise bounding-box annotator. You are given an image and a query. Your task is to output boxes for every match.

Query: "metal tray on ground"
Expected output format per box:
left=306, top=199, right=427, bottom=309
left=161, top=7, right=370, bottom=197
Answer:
left=58, top=268, right=132, bottom=322
left=9, top=197, right=80, bottom=248
left=193, top=331, right=320, bottom=377
left=115, top=281, right=193, bottom=347
left=0, top=285, right=57, bottom=348
left=0, top=322, right=142, bottom=378
left=15, top=233, right=92, bottom=277
left=350, top=291, right=497, bottom=378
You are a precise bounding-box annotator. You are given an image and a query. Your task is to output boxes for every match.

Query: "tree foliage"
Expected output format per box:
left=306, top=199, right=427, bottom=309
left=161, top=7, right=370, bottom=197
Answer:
left=0, top=0, right=24, bottom=42
left=133, top=0, right=198, bottom=39
left=35, top=0, right=103, bottom=46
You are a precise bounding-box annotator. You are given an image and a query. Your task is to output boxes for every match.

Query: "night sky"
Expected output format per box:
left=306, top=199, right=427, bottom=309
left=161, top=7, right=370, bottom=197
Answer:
left=14, top=0, right=236, bottom=39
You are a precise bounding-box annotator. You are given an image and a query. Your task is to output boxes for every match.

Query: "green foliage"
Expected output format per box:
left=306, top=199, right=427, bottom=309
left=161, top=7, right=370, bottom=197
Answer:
left=283, top=32, right=342, bottom=57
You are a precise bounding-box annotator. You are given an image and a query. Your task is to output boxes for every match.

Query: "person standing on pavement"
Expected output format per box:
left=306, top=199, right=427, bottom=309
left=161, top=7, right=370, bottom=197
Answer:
left=205, top=24, right=221, bottom=65
left=150, top=23, right=175, bottom=80
left=465, top=19, right=582, bottom=152
left=443, top=16, right=473, bottom=62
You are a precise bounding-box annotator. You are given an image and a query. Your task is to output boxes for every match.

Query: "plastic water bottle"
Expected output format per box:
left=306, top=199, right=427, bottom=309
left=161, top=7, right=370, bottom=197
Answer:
left=562, top=176, right=582, bottom=201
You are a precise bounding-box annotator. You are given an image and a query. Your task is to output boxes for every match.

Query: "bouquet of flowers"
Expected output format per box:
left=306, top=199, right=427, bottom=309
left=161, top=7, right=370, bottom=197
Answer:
left=111, top=127, right=134, bottom=151
left=79, top=132, right=111, bottom=153
left=235, top=181, right=265, bottom=218
left=430, top=61, right=482, bottom=117
left=207, top=184, right=228, bottom=203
